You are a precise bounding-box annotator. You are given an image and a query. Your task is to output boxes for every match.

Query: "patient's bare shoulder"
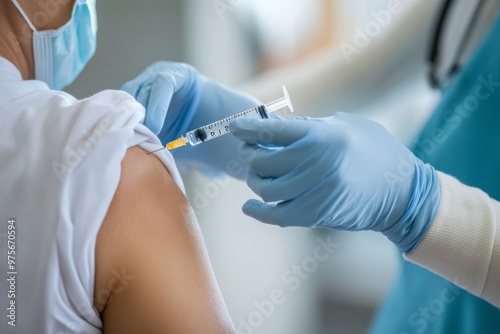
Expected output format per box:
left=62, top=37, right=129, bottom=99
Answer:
left=94, top=146, right=234, bottom=333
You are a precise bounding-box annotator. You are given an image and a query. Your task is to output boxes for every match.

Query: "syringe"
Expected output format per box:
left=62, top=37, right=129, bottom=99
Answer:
left=164, top=85, right=294, bottom=151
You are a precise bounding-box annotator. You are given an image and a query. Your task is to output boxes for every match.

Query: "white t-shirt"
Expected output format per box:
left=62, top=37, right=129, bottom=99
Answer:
left=0, top=57, right=184, bottom=333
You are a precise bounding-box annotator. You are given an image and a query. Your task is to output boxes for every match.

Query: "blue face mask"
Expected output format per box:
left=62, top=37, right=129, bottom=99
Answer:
left=11, top=0, right=97, bottom=90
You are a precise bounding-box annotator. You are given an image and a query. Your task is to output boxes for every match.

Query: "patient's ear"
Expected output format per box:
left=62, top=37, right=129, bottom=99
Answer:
left=94, top=146, right=235, bottom=333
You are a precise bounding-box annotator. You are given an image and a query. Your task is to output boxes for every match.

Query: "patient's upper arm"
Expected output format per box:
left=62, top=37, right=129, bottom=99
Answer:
left=94, top=146, right=235, bottom=333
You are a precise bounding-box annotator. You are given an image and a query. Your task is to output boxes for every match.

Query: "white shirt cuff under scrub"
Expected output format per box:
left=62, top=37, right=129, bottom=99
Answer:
left=406, top=171, right=500, bottom=308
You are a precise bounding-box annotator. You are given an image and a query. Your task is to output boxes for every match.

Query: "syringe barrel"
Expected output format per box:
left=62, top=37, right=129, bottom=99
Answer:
left=184, top=105, right=267, bottom=146
left=182, top=85, right=293, bottom=147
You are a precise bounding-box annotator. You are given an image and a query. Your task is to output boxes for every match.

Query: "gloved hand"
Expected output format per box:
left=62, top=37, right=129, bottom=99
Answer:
left=229, top=113, right=441, bottom=253
left=122, top=61, right=260, bottom=177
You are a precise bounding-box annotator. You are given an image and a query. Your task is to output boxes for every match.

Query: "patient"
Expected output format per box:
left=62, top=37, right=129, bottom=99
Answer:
left=95, top=147, right=234, bottom=333
left=0, top=0, right=235, bottom=333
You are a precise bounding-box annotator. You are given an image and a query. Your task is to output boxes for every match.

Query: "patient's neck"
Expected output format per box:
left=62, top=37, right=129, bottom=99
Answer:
left=0, top=4, right=34, bottom=80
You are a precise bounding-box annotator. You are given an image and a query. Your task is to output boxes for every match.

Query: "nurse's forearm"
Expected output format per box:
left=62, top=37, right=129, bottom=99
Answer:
left=406, top=172, right=500, bottom=308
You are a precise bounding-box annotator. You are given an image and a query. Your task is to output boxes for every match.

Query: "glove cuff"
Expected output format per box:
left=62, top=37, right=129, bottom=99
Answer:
left=385, top=161, right=441, bottom=253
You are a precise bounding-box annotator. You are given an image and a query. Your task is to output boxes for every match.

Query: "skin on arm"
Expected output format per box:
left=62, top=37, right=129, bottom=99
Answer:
left=94, top=146, right=235, bottom=333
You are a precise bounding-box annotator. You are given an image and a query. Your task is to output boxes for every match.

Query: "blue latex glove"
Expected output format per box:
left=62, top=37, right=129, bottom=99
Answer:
left=229, top=113, right=441, bottom=254
left=122, top=61, right=260, bottom=177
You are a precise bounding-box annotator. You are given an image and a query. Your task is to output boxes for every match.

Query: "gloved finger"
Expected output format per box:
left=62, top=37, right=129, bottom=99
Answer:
left=121, top=75, right=151, bottom=98
left=237, top=144, right=297, bottom=177
left=230, top=117, right=318, bottom=146
left=245, top=150, right=330, bottom=203
left=142, top=73, right=176, bottom=135
left=241, top=199, right=288, bottom=227
left=237, top=133, right=323, bottom=179
left=146, top=65, right=200, bottom=136
left=121, top=62, right=161, bottom=96
left=133, top=81, right=153, bottom=108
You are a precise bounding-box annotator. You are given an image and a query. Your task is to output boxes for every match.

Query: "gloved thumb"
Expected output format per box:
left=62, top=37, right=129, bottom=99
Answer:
left=242, top=199, right=288, bottom=227
left=242, top=199, right=295, bottom=227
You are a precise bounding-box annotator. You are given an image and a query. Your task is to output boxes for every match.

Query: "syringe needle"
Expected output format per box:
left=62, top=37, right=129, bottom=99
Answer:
left=147, top=147, right=166, bottom=155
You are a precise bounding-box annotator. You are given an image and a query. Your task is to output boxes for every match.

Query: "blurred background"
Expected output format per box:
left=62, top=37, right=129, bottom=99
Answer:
left=67, top=0, right=441, bottom=333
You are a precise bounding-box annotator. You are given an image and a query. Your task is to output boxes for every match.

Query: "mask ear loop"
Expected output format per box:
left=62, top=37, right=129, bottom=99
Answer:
left=10, top=0, right=38, bottom=32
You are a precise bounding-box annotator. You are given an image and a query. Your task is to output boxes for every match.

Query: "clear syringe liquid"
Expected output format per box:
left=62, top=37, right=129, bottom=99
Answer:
left=165, top=85, right=294, bottom=150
